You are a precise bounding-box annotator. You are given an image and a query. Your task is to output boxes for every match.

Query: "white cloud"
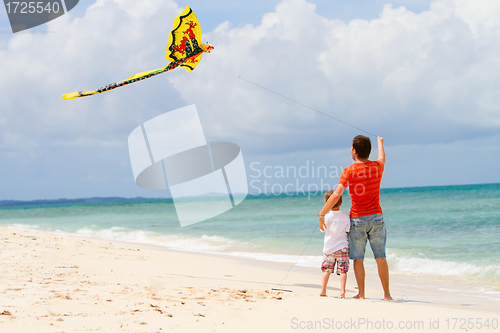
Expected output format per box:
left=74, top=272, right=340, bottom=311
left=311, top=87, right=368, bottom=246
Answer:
left=170, top=0, right=500, bottom=152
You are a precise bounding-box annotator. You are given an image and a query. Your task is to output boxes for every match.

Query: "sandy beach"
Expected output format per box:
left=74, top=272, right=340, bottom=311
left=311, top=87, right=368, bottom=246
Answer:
left=1, top=226, right=498, bottom=333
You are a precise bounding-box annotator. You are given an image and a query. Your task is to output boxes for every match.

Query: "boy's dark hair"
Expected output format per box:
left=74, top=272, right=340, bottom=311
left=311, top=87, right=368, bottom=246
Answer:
left=324, top=190, right=343, bottom=209
left=352, top=135, right=371, bottom=159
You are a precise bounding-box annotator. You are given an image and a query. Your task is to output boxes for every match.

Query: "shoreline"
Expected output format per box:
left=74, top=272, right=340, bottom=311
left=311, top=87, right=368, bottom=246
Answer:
left=5, top=223, right=500, bottom=297
left=1, top=226, right=499, bottom=332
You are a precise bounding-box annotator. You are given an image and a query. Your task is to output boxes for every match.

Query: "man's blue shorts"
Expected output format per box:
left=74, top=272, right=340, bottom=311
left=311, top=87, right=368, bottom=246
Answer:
left=349, top=213, right=386, bottom=260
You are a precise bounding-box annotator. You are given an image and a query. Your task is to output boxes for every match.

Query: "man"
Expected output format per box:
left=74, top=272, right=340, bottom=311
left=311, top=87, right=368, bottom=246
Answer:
left=318, top=135, right=392, bottom=301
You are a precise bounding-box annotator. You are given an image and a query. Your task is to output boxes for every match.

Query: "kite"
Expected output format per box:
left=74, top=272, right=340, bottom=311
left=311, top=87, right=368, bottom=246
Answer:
left=62, top=6, right=213, bottom=100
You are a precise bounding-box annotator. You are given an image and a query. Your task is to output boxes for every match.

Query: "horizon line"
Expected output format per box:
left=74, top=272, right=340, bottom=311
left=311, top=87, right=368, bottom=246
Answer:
left=1, top=182, right=498, bottom=205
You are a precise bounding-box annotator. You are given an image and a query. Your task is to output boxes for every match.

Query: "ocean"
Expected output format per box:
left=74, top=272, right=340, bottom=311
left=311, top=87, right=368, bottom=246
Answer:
left=1, top=183, right=499, bottom=295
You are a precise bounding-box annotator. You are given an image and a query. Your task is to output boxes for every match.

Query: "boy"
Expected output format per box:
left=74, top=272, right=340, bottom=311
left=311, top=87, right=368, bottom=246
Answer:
left=320, top=190, right=350, bottom=298
left=318, top=136, right=392, bottom=301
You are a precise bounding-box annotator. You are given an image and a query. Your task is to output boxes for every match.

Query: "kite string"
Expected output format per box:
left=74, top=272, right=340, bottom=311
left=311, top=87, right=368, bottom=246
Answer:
left=209, top=57, right=382, bottom=289
left=271, top=223, right=319, bottom=292
left=210, top=58, right=325, bottom=291
left=208, top=57, right=379, bottom=138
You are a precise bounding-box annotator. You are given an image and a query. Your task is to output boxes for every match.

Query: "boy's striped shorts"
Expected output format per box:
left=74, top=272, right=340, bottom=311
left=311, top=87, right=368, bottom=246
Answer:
left=321, top=247, right=349, bottom=275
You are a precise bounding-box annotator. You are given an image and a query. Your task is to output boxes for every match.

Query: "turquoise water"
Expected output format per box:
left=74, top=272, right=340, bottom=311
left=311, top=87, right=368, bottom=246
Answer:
left=1, top=183, right=499, bottom=290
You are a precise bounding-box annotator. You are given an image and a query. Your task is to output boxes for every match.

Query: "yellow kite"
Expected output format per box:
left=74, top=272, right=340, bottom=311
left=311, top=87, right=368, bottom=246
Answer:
left=62, top=6, right=213, bottom=100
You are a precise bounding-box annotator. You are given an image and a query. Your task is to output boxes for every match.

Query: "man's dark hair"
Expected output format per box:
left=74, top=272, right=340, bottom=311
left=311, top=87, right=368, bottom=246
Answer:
left=352, top=135, right=371, bottom=159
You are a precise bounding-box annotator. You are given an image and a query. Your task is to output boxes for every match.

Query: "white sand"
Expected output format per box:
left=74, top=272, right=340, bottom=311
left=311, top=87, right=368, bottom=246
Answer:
left=1, top=226, right=498, bottom=332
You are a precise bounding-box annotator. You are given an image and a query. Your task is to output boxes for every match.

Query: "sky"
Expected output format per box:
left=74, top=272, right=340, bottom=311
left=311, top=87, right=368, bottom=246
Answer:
left=0, top=0, right=499, bottom=201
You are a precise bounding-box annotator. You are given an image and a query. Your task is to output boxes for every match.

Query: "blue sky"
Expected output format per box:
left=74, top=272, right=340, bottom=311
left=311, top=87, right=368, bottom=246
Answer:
left=1, top=0, right=499, bottom=200
left=1, top=0, right=434, bottom=33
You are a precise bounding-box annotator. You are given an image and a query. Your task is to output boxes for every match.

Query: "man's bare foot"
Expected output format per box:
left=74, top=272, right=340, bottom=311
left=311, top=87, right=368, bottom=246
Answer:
left=384, top=295, right=393, bottom=301
left=320, top=293, right=327, bottom=297
left=352, top=294, right=365, bottom=299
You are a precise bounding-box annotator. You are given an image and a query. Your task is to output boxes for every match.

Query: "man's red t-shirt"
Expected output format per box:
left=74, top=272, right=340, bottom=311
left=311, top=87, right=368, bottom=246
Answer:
left=339, top=160, right=384, bottom=218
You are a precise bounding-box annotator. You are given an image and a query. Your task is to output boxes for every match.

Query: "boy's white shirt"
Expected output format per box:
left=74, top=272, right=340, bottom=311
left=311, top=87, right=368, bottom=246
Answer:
left=322, top=209, right=350, bottom=254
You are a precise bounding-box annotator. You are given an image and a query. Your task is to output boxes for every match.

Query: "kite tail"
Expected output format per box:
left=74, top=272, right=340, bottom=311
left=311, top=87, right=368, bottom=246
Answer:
left=62, top=58, right=188, bottom=100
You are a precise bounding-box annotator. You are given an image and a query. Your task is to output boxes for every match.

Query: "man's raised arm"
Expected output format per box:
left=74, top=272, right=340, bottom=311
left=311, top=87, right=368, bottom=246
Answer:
left=377, top=136, right=385, bottom=165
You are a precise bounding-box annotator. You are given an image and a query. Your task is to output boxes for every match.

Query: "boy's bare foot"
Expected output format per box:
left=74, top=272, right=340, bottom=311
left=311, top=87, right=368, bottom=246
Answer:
left=320, top=293, right=327, bottom=297
left=352, top=294, right=365, bottom=299
left=384, top=295, right=393, bottom=301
